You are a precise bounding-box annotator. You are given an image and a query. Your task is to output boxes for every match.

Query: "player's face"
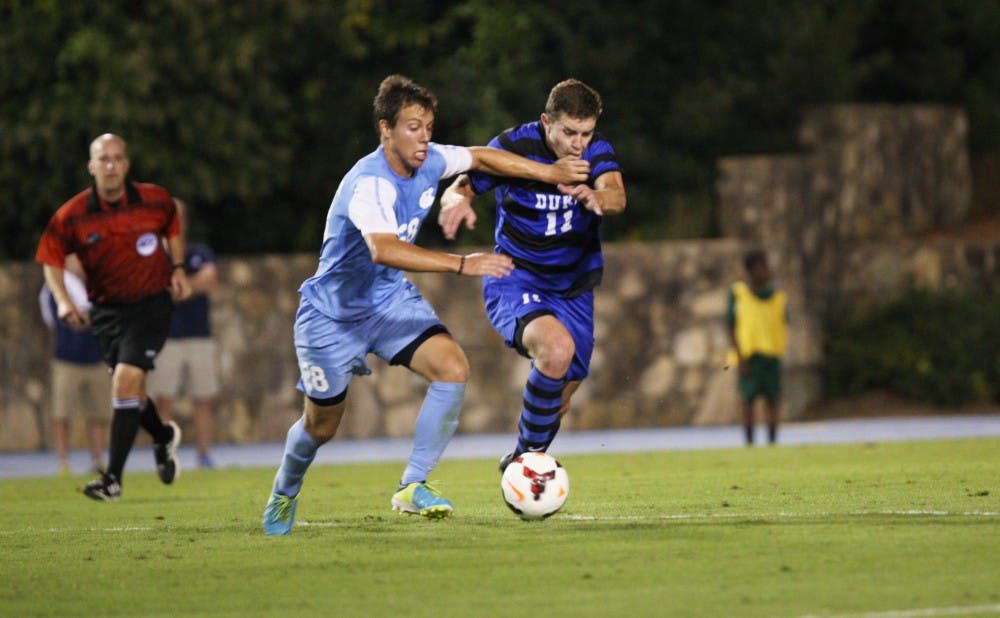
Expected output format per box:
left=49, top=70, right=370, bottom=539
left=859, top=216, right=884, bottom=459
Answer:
left=87, top=137, right=130, bottom=200
left=381, top=103, right=434, bottom=177
left=541, top=113, right=596, bottom=159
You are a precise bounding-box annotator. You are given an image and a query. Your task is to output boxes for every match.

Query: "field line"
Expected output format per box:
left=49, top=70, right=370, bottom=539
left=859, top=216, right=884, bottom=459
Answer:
left=1, top=509, right=995, bottom=537
left=563, top=510, right=999, bottom=522
left=798, top=603, right=1000, bottom=617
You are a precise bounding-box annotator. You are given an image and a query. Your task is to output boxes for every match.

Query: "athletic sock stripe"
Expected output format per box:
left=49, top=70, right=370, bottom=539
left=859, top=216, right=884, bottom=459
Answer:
left=521, top=407, right=560, bottom=425
left=520, top=417, right=560, bottom=432
left=112, top=397, right=141, bottom=410
left=525, top=381, right=563, bottom=399
left=523, top=400, right=561, bottom=417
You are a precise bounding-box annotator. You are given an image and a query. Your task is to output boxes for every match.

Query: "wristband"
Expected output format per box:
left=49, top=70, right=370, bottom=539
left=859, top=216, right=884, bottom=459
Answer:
left=457, top=256, right=465, bottom=275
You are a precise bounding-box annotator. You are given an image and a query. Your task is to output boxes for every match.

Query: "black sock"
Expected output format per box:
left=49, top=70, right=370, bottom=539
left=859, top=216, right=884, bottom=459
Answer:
left=140, top=398, right=170, bottom=443
left=744, top=425, right=754, bottom=445
left=107, top=399, right=142, bottom=480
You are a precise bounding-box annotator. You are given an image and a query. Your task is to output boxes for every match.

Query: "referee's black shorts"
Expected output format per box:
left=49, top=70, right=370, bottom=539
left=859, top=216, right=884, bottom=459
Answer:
left=90, top=291, right=173, bottom=371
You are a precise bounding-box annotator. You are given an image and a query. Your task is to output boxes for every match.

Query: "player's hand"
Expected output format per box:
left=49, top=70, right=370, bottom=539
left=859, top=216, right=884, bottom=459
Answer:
left=558, top=182, right=603, bottom=215
left=57, top=299, right=90, bottom=330
left=438, top=187, right=476, bottom=241
left=170, top=268, right=192, bottom=301
left=459, top=252, right=514, bottom=278
left=548, top=156, right=590, bottom=185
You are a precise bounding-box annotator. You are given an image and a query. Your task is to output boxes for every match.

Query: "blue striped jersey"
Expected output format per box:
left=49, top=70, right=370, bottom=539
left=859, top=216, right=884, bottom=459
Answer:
left=469, top=121, right=621, bottom=297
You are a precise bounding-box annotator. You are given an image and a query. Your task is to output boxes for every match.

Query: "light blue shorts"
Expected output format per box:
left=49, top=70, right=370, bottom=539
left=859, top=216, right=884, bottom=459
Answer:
left=293, top=283, right=446, bottom=400
left=483, top=276, right=594, bottom=382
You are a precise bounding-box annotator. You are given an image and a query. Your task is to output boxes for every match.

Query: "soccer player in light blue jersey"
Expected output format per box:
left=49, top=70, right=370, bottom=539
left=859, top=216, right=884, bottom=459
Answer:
left=439, top=79, right=626, bottom=472
left=262, top=75, right=590, bottom=535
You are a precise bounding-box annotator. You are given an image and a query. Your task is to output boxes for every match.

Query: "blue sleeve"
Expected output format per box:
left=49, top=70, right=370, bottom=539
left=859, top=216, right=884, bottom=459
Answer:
left=468, top=134, right=504, bottom=195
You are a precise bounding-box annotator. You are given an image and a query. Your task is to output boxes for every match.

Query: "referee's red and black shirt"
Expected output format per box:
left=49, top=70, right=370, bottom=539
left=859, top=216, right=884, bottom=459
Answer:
left=36, top=182, right=180, bottom=304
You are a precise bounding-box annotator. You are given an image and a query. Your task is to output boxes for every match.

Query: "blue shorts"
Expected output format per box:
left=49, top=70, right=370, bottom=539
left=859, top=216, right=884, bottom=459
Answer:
left=293, top=283, right=445, bottom=400
left=483, top=276, right=594, bottom=382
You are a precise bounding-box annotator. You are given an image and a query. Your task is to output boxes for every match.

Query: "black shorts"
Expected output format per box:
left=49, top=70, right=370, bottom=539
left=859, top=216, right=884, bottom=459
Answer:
left=90, top=291, right=173, bottom=371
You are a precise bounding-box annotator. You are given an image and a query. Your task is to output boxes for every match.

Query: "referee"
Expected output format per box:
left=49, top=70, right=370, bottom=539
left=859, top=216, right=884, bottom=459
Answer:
left=36, top=133, right=191, bottom=501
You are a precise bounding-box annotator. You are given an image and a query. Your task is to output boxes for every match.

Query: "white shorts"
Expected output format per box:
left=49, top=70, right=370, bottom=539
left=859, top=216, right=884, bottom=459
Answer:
left=51, top=360, right=111, bottom=422
left=147, top=337, right=220, bottom=398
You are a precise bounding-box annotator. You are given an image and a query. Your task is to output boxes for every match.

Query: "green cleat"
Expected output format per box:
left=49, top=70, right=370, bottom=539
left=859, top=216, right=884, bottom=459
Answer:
left=391, top=482, right=454, bottom=519
left=262, top=492, right=298, bottom=536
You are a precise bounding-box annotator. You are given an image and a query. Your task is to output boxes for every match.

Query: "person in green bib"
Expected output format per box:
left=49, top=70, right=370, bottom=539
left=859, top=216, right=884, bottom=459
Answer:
left=726, top=250, right=788, bottom=445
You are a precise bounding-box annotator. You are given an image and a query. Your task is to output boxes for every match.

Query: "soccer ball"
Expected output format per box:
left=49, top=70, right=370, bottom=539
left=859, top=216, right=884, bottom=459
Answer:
left=500, top=452, right=570, bottom=520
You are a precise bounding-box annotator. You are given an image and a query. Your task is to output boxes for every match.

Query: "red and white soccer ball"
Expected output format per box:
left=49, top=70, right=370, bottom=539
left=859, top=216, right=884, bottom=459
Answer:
left=501, top=452, right=570, bottom=520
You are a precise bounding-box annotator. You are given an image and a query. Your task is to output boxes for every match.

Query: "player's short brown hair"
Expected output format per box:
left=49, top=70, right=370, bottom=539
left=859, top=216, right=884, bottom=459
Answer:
left=545, top=79, right=603, bottom=120
left=373, top=74, right=438, bottom=131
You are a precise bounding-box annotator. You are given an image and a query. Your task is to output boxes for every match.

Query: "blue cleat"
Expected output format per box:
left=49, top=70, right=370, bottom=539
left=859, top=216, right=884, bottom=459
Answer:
left=391, top=482, right=454, bottom=519
left=262, top=492, right=298, bottom=535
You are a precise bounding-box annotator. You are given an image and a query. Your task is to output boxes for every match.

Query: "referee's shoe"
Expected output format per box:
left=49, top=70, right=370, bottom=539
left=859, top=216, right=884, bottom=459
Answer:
left=154, top=421, right=182, bottom=484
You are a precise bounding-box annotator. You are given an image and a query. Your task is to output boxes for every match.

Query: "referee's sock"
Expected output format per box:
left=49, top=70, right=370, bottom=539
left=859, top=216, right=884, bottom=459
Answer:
left=107, top=398, right=142, bottom=480
left=140, top=397, right=172, bottom=444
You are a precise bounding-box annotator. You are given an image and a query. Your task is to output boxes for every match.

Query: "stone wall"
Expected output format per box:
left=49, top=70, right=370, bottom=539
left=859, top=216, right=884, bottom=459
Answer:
left=718, top=104, right=974, bottom=313
left=0, top=240, right=822, bottom=451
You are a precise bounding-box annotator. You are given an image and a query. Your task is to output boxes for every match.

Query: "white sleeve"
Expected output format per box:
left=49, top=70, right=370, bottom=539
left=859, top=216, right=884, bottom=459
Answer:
left=433, top=144, right=474, bottom=179
left=348, top=176, right=400, bottom=236
left=64, top=271, right=91, bottom=311
left=39, top=285, right=56, bottom=330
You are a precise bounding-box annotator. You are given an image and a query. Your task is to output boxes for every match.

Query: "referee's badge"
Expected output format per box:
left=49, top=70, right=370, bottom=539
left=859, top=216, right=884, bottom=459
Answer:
left=136, top=232, right=158, bottom=256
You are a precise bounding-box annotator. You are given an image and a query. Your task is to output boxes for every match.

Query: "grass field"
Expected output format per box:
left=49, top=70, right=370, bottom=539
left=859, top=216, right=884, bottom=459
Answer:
left=1, top=438, right=998, bottom=617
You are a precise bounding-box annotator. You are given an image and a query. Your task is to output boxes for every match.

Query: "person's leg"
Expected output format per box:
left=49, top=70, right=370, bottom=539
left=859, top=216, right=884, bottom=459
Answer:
left=402, top=334, right=469, bottom=488
left=514, top=315, right=574, bottom=455
left=80, top=365, right=111, bottom=472
left=86, top=420, right=106, bottom=470
left=52, top=418, right=71, bottom=474
left=193, top=398, right=215, bottom=464
left=742, top=399, right=755, bottom=445
left=764, top=399, right=779, bottom=444
left=263, top=394, right=346, bottom=536
left=738, top=357, right=759, bottom=446
left=185, top=338, right=221, bottom=466
left=153, top=396, right=175, bottom=422
left=272, top=395, right=346, bottom=498
left=104, top=363, right=145, bottom=482
left=50, top=360, right=73, bottom=474
left=763, top=357, right=782, bottom=444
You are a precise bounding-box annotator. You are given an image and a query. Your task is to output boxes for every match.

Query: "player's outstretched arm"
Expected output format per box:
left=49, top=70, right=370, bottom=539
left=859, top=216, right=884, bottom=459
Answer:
left=365, top=233, right=513, bottom=277
left=557, top=170, right=626, bottom=216
left=468, top=147, right=589, bottom=185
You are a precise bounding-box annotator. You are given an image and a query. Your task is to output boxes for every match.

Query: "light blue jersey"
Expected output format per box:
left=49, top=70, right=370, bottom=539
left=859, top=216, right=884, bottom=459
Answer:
left=299, top=143, right=471, bottom=322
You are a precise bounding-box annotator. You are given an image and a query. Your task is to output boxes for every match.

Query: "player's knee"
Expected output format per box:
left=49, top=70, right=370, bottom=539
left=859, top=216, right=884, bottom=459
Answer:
left=535, top=336, right=575, bottom=376
left=433, top=355, right=470, bottom=383
left=303, top=396, right=346, bottom=443
left=113, top=364, right=145, bottom=398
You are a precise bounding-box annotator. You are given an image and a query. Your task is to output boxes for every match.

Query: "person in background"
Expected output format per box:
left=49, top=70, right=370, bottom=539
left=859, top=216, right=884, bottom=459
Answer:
left=261, top=74, right=590, bottom=535
left=38, top=254, right=110, bottom=476
left=439, top=78, right=626, bottom=471
left=35, top=132, right=190, bottom=501
left=726, top=249, right=789, bottom=445
left=148, top=198, right=221, bottom=469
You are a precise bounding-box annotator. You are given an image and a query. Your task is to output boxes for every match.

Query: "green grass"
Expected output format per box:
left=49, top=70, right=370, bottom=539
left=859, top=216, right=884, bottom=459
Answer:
left=2, top=439, right=998, bottom=617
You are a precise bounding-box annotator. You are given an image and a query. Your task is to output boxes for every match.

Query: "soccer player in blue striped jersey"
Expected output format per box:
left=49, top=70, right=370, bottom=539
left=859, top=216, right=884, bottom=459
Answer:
left=439, top=79, right=626, bottom=470
left=262, top=75, right=589, bottom=535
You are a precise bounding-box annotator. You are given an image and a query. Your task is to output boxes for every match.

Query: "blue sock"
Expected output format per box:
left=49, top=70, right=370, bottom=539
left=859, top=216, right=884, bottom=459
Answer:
left=399, top=382, right=465, bottom=487
left=272, top=417, right=318, bottom=498
left=516, top=367, right=565, bottom=454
